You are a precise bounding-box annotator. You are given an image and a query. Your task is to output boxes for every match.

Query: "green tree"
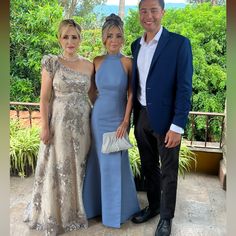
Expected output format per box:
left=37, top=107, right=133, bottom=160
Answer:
left=187, top=0, right=225, bottom=5
left=123, top=9, right=143, bottom=55
left=10, top=0, right=63, bottom=101
left=74, top=13, right=105, bottom=30
left=79, top=28, right=104, bottom=59
left=59, top=0, right=107, bottom=18
left=75, top=0, right=107, bottom=17
left=10, top=77, right=35, bottom=102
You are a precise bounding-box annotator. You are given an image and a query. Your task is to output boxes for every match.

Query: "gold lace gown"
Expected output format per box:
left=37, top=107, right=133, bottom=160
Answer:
left=24, top=54, right=91, bottom=235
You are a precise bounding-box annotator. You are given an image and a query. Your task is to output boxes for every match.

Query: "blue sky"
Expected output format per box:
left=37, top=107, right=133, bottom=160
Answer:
left=106, top=0, right=186, bottom=5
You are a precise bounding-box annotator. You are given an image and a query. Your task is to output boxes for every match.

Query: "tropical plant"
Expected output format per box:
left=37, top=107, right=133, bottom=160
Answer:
left=128, top=128, right=197, bottom=178
left=178, top=143, right=197, bottom=177
left=10, top=119, right=40, bottom=177
left=128, top=128, right=141, bottom=178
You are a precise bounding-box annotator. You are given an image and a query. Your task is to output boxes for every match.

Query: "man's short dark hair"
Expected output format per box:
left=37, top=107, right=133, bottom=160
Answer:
left=139, top=0, right=165, bottom=10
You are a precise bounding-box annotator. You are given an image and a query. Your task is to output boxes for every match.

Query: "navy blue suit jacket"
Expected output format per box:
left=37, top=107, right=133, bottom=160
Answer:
left=131, top=27, right=193, bottom=135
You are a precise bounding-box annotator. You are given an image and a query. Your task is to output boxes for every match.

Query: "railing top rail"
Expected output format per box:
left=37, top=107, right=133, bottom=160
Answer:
left=10, top=102, right=40, bottom=106
left=9, top=102, right=226, bottom=117
left=10, top=102, right=226, bottom=116
left=189, top=111, right=225, bottom=116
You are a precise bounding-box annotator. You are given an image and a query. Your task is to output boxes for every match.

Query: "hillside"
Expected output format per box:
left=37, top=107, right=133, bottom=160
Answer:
left=94, top=3, right=186, bottom=16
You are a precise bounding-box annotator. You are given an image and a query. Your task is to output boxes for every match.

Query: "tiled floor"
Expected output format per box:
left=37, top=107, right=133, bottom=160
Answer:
left=10, top=173, right=226, bottom=236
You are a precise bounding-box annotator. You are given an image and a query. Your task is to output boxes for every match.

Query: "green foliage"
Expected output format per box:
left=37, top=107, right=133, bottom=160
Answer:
left=75, top=0, right=107, bottom=17
left=74, top=13, right=105, bottom=30
left=123, top=9, right=143, bottom=55
left=58, top=0, right=106, bottom=18
left=128, top=128, right=141, bottom=178
left=178, top=143, right=197, bottom=177
left=10, top=0, right=63, bottom=102
left=10, top=119, right=40, bottom=177
left=10, top=76, right=38, bottom=102
left=128, top=128, right=197, bottom=178
left=187, top=0, right=225, bottom=5
left=79, top=28, right=104, bottom=60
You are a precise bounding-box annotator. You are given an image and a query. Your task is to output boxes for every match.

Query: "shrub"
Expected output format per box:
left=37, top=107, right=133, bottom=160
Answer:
left=128, top=128, right=197, bottom=178
left=10, top=76, right=38, bottom=102
left=10, top=119, right=40, bottom=177
left=128, top=128, right=141, bottom=178
left=178, top=143, right=197, bottom=177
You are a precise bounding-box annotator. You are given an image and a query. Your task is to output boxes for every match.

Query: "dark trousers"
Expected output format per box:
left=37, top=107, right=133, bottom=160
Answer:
left=134, top=107, right=180, bottom=219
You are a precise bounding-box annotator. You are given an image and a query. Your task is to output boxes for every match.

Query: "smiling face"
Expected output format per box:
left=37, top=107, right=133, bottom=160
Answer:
left=139, top=0, right=165, bottom=35
left=59, top=25, right=81, bottom=56
left=104, top=26, right=124, bottom=54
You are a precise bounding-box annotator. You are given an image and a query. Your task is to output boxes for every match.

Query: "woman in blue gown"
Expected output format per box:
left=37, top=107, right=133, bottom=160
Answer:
left=83, top=14, right=140, bottom=228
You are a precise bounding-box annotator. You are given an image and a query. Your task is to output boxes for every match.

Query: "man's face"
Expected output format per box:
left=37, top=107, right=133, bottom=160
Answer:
left=139, top=0, right=165, bottom=34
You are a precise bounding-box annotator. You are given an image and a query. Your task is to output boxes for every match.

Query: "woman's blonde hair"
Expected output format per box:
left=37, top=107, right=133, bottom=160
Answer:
left=102, top=14, right=124, bottom=45
left=58, top=19, right=82, bottom=39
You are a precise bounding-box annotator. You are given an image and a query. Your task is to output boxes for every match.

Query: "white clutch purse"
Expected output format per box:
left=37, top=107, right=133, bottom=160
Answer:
left=101, top=131, right=133, bottom=154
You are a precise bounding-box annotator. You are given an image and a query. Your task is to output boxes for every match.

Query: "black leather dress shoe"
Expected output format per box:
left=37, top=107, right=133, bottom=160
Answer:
left=131, top=206, right=160, bottom=224
left=155, top=219, right=172, bottom=236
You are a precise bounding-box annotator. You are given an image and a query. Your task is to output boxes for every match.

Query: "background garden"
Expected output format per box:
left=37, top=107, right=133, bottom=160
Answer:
left=10, top=0, right=226, bottom=178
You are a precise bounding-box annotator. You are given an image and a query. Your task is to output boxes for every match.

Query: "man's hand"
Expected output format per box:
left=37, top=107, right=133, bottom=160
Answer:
left=164, top=130, right=181, bottom=148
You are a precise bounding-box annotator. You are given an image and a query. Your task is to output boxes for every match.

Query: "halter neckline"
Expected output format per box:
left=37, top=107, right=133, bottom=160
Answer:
left=105, top=52, right=122, bottom=59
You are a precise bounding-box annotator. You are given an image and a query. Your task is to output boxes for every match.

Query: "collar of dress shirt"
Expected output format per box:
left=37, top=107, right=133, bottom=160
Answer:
left=140, top=25, right=163, bottom=45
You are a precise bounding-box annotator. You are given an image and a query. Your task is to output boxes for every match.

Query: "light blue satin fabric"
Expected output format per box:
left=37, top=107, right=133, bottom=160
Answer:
left=83, top=53, right=140, bottom=228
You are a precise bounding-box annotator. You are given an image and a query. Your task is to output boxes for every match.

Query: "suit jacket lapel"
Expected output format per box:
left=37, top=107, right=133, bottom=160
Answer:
left=133, top=38, right=141, bottom=66
left=148, top=28, right=170, bottom=75
left=132, top=38, right=141, bottom=86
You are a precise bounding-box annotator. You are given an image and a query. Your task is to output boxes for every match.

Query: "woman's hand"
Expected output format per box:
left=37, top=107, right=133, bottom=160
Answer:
left=40, top=127, right=51, bottom=145
left=116, top=121, right=129, bottom=138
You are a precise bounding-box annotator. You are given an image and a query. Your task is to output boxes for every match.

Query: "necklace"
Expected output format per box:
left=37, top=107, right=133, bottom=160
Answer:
left=60, top=54, right=79, bottom=62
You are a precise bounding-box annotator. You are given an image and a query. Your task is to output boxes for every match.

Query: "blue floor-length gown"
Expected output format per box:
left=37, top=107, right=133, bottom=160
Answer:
left=83, top=53, right=140, bottom=228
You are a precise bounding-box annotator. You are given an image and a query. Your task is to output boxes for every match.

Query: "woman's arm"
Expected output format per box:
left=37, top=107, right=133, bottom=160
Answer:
left=88, top=67, right=97, bottom=105
left=88, top=56, right=105, bottom=105
left=116, top=57, right=133, bottom=138
left=40, top=68, right=53, bottom=144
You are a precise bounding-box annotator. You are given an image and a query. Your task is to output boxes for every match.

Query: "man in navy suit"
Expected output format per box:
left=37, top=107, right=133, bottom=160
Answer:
left=131, top=0, right=193, bottom=235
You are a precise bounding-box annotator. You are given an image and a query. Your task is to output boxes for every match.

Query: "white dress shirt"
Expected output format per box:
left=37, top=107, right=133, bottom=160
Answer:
left=137, top=26, right=184, bottom=134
